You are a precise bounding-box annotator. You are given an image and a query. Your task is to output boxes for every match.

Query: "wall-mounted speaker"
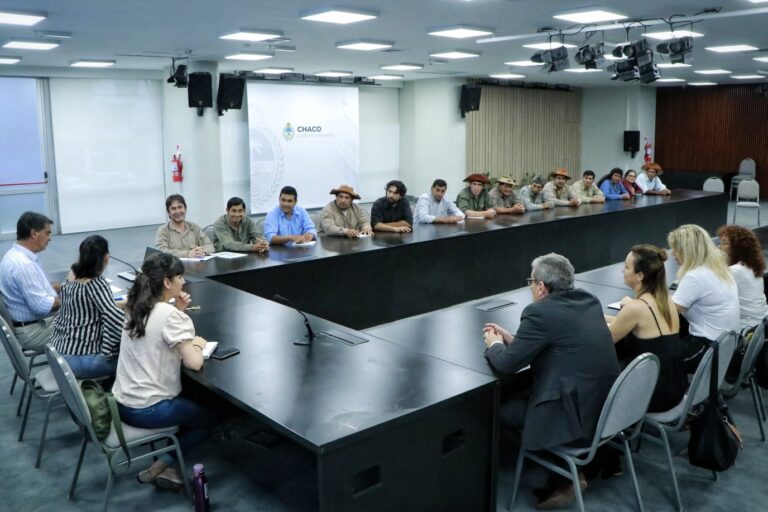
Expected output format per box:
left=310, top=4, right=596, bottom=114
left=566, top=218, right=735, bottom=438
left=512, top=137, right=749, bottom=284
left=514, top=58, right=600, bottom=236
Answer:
left=623, top=130, right=640, bottom=153
left=460, top=85, right=482, bottom=118
left=188, top=72, right=212, bottom=115
left=217, top=73, right=246, bottom=114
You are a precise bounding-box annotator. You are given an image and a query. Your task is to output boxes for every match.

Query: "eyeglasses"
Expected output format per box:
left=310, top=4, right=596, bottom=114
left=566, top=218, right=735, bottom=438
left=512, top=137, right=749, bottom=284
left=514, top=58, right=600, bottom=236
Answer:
left=525, top=277, right=538, bottom=286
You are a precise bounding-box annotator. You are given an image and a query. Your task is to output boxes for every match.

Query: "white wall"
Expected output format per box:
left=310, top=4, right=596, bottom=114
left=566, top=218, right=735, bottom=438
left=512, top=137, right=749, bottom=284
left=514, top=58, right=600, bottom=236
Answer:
left=399, top=78, right=467, bottom=197
left=580, top=86, right=656, bottom=175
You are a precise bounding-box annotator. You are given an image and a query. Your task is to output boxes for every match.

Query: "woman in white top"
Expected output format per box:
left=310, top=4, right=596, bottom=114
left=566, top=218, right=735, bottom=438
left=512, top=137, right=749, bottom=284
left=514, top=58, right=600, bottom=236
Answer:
left=717, top=224, right=768, bottom=330
left=113, top=253, right=213, bottom=490
left=668, top=224, right=739, bottom=372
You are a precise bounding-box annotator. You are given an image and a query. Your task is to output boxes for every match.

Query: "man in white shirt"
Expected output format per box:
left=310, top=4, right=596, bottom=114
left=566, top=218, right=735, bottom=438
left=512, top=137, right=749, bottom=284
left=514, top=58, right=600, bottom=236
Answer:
left=0, top=212, right=61, bottom=351
left=636, top=162, right=671, bottom=196
left=414, top=179, right=465, bottom=224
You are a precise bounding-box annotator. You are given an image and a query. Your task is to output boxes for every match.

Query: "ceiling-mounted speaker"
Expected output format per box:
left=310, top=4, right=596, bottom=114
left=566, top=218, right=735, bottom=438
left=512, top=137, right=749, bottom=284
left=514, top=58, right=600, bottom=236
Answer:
left=188, top=72, right=212, bottom=116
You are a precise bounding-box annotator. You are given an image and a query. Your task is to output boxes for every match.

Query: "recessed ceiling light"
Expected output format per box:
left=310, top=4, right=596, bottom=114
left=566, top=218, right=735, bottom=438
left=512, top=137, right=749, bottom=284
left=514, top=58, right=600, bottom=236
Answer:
left=656, top=78, right=686, bottom=83
left=732, top=75, right=765, bottom=80
left=504, top=60, right=541, bottom=67
left=705, top=44, right=758, bottom=53
left=381, top=63, right=423, bottom=71
left=428, top=26, right=493, bottom=39
left=604, top=54, right=625, bottom=61
left=70, top=59, right=115, bottom=68
left=489, top=73, right=526, bottom=79
left=336, top=40, right=393, bottom=51
left=645, top=30, right=704, bottom=41
left=3, top=40, right=60, bottom=50
left=369, top=74, right=404, bottom=80
left=553, top=9, right=627, bottom=24
left=523, top=42, right=577, bottom=50
left=0, top=9, right=46, bottom=26
left=429, top=50, right=480, bottom=59
left=657, top=63, right=692, bottom=68
left=225, top=52, right=273, bottom=61
left=564, top=68, right=602, bottom=73
left=753, top=56, right=768, bottom=63
left=254, top=67, right=294, bottom=74
left=314, top=70, right=353, bottom=77
left=748, top=0, right=768, bottom=3
left=301, top=8, right=377, bottom=24
left=694, top=69, right=731, bottom=75
left=0, top=56, right=21, bottom=64
left=220, top=30, right=283, bottom=42
left=689, top=82, right=717, bottom=86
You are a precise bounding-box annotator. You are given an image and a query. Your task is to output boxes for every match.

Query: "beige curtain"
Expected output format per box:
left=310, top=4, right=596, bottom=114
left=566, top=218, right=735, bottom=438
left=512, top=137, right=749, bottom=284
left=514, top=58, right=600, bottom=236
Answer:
left=466, top=85, right=582, bottom=183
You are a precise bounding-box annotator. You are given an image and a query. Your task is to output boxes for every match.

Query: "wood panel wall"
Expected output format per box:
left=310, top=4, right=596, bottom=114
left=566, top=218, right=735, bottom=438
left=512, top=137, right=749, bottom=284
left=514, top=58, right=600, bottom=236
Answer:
left=655, top=85, right=768, bottom=193
left=466, top=86, right=581, bottom=183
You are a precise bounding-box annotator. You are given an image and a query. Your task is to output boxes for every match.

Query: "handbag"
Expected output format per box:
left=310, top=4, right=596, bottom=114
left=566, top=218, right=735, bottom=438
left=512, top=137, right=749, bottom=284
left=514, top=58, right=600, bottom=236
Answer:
left=81, top=380, right=130, bottom=465
left=688, top=339, right=742, bottom=471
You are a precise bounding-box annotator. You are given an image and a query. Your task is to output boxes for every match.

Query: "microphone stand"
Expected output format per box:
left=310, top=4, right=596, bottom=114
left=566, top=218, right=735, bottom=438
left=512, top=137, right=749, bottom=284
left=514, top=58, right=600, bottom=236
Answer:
left=273, top=294, right=315, bottom=345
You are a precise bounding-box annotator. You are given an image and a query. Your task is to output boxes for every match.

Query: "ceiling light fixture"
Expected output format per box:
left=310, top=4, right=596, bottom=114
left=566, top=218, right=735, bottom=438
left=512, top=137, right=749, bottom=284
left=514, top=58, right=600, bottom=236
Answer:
left=732, top=75, right=765, bottom=80
left=381, top=63, right=423, bottom=71
left=656, top=78, right=686, bottom=83
left=428, top=25, right=493, bottom=39
left=0, top=9, right=46, bottom=26
left=531, top=45, right=570, bottom=72
left=429, top=50, right=480, bottom=59
left=753, top=56, right=768, bottom=63
left=70, top=59, right=116, bottom=68
left=314, top=70, right=353, bottom=77
left=656, top=63, right=691, bottom=68
left=523, top=42, right=577, bottom=50
left=254, top=67, right=294, bottom=74
left=644, top=30, right=703, bottom=41
left=336, top=40, right=393, bottom=51
left=694, top=69, right=731, bottom=75
left=656, top=36, right=694, bottom=64
left=564, top=68, right=602, bottom=73
left=553, top=9, right=627, bottom=24
left=0, top=56, right=21, bottom=64
left=220, top=30, right=283, bottom=42
left=504, top=60, right=541, bottom=67
left=225, top=52, right=273, bottom=61
left=368, top=74, right=404, bottom=80
left=574, top=43, right=605, bottom=70
left=489, top=73, right=526, bottom=79
left=688, top=82, right=717, bottom=86
left=3, top=40, right=60, bottom=50
left=301, top=8, right=377, bottom=24
left=705, top=44, right=758, bottom=53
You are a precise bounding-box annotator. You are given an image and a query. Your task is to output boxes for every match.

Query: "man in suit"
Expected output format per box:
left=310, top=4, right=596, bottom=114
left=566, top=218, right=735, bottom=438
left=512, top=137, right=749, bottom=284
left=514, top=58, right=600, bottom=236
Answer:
left=483, top=253, right=619, bottom=509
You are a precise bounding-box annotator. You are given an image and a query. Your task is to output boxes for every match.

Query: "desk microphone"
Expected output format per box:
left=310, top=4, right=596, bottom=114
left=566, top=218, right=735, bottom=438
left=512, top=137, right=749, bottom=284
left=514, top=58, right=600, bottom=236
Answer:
left=273, top=294, right=315, bottom=345
left=111, top=255, right=140, bottom=282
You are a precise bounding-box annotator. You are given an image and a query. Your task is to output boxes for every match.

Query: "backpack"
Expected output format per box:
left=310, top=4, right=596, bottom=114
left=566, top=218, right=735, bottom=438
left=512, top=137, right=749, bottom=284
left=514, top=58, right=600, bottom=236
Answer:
left=81, top=380, right=130, bottom=464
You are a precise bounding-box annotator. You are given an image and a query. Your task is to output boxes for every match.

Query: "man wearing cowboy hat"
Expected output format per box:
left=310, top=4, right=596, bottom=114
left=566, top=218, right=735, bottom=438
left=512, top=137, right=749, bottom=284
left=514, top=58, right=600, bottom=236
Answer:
left=636, top=162, right=670, bottom=196
left=543, top=168, right=581, bottom=206
left=456, top=173, right=497, bottom=219
left=320, top=184, right=374, bottom=238
left=520, top=176, right=554, bottom=211
left=489, top=176, right=525, bottom=214
left=571, top=170, right=605, bottom=204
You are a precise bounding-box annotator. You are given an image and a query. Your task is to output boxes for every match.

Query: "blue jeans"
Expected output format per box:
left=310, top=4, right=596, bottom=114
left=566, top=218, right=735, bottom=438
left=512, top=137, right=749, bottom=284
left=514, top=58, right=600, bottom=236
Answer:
left=63, top=354, right=117, bottom=379
left=117, top=397, right=216, bottom=466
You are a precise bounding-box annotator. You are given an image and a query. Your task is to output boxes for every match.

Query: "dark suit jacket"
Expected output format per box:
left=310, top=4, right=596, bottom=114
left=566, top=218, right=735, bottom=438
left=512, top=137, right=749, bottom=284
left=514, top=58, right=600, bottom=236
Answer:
left=486, top=288, right=620, bottom=451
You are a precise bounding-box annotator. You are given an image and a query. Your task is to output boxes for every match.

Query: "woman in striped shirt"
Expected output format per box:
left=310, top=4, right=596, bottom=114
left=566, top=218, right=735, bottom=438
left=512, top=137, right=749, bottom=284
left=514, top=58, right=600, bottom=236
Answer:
left=50, top=235, right=124, bottom=379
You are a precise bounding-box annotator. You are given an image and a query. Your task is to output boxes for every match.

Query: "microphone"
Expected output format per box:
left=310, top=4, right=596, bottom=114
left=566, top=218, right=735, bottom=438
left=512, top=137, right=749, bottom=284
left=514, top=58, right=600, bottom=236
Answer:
left=110, top=255, right=140, bottom=282
left=273, top=294, right=315, bottom=345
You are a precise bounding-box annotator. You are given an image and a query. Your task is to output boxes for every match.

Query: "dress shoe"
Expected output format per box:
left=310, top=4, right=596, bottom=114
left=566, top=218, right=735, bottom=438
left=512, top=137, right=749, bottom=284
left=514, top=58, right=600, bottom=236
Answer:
left=536, top=473, right=587, bottom=510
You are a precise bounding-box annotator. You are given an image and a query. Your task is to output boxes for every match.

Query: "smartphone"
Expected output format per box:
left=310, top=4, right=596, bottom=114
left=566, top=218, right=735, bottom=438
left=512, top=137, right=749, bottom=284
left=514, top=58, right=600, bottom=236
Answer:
left=211, top=347, right=240, bottom=361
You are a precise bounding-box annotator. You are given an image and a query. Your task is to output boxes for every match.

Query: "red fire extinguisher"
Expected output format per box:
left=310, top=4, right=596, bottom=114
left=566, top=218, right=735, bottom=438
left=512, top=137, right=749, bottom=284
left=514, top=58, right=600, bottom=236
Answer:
left=171, top=145, right=183, bottom=182
left=643, top=137, right=653, bottom=164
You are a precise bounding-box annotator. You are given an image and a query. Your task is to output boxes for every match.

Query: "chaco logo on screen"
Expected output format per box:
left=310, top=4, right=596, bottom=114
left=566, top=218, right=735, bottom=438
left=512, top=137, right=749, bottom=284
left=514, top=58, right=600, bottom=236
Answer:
left=283, top=122, right=323, bottom=141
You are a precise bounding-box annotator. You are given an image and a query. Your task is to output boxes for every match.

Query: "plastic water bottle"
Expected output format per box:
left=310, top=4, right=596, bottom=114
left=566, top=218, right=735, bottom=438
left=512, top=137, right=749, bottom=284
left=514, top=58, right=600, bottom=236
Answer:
left=193, top=463, right=210, bottom=512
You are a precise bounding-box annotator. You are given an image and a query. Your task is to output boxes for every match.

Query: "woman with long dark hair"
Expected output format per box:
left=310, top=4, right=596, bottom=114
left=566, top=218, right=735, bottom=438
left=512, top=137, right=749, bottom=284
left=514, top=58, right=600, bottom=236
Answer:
left=717, top=224, right=768, bottom=330
left=112, top=252, right=214, bottom=490
left=50, top=235, right=124, bottom=378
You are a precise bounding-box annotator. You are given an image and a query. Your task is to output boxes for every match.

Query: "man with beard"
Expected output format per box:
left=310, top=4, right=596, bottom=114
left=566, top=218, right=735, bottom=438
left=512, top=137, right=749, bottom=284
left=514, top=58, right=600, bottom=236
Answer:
left=370, top=180, right=413, bottom=233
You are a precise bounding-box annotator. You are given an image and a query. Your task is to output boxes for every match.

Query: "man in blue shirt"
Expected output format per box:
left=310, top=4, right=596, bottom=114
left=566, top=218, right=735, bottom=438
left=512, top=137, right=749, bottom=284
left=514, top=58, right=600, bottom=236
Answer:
left=264, top=186, right=317, bottom=245
left=0, top=211, right=61, bottom=351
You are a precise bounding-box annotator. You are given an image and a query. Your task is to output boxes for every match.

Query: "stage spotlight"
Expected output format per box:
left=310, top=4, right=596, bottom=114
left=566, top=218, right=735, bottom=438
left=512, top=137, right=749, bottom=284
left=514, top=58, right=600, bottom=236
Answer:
left=609, top=60, right=640, bottom=81
left=657, top=36, right=694, bottom=64
left=574, top=43, right=604, bottom=69
left=638, top=62, right=660, bottom=83
left=167, top=64, right=188, bottom=88
left=531, top=45, right=570, bottom=72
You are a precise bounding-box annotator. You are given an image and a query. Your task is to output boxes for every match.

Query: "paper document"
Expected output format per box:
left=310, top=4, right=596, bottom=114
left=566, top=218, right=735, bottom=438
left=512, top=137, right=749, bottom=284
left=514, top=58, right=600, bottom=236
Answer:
left=202, top=341, right=219, bottom=359
left=179, top=255, right=215, bottom=262
left=466, top=216, right=485, bottom=219
left=357, top=233, right=372, bottom=238
left=109, top=285, right=123, bottom=294
left=291, top=240, right=316, bottom=247
left=607, top=302, right=622, bottom=310
left=215, top=252, right=247, bottom=259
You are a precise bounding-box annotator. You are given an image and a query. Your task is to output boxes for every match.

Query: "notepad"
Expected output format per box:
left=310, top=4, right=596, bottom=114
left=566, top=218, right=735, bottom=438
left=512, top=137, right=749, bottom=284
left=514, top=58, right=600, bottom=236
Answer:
left=180, top=255, right=215, bottom=262
left=607, top=302, right=622, bottom=310
left=215, top=251, right=247, bottom=259
left=202, top=341, right=218, bottom=359
left=292, top=240, right=316, bottom=247
left=109, top=285, right=123, bottom=294
left=357, top=233, right=372, bottom=238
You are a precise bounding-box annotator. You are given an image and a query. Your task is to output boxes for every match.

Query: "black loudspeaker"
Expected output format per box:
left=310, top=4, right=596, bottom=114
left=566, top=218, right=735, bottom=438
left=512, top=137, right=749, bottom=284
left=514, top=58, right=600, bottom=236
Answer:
left=460, top=85, right=482, bottom=118
left=217, top=73, right=246, bottom=114
left=623, top=130, right=640, bottom=153
left=188, top=72, right=212, bottom=115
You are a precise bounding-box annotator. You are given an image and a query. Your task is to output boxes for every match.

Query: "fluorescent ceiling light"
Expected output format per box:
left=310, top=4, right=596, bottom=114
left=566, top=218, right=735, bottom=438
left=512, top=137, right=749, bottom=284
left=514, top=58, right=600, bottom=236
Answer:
left=0, top=56, right=21, bottom=64
left=732, top=75, right=765, bottom=80
left=504, top=60, right=541, bottom=67
left=489, top=73, right=526, bottom=79
left=429, top=50, right=480, bottom=59
left=254, top=67, right=294, bottom=74
left=428, top=26, right=493, bottom=39
left=604, top=54, right=625, bottom=61
left=748, top=0, right=768, bottom=3
left=0, top=10, right=46, bottom=26
left=369, top=74, right=403, bottom=80
left=564, top=68, right=602, bottom=73
left=656, top=78, right=686, bottom=82
left=753, top=56, right=768, bottom=63
left=225, top=52, right=273, bottom=61
left=220, top=31, right=282, bottom=42
left=301, top=8, right=377, bottom=24
left=523, top=42, right=577, bottom=50
left=645, top=30, right=704, bottom=41
left=381, top=63, right=423, bottom=71
left=70, top=59, right=115, bottom=68
left=694, top=69, right=731, bottom=75
left=3, top=40, right=59, bottom=50
left=705, top=44, right=758, bottom=53
left=657, top=63, right=692, bottom=68
left=314, top=70, right=352, bottom=77
left=336, top=40, right=393, bottom=51
left=553, top=10, right=626, bottom=24
left=689, top=82, right=717, bottom=86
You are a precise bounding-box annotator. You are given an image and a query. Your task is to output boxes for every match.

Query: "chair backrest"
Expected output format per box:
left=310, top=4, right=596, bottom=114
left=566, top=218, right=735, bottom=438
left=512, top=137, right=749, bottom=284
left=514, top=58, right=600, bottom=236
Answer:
left=309, top=212, right=322, bottom=232
left=592, top=353, right=660, bottom=450
left=703, top=177, right=725, bottom=193
left=686, top=331, right=738, bottom=416
left=735, top=318, right=768, bottom=385
left=203, top=224, right=215, bottom=244
left=45, top=345, right=101, bottom=444
left=0, top=320, right=34, bottom=385
left=254, top=216, right=266, bottom=235
left=736, top=179, right=760, bottom=201
left=738, top=158, right=756, bottom=177
left=0, top=293, right=14, bottom=328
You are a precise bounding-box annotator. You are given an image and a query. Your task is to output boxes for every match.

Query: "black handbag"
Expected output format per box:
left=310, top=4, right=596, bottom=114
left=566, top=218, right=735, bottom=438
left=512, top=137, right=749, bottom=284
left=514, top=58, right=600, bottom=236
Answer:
left=688, top=338, right=743, bottom=472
